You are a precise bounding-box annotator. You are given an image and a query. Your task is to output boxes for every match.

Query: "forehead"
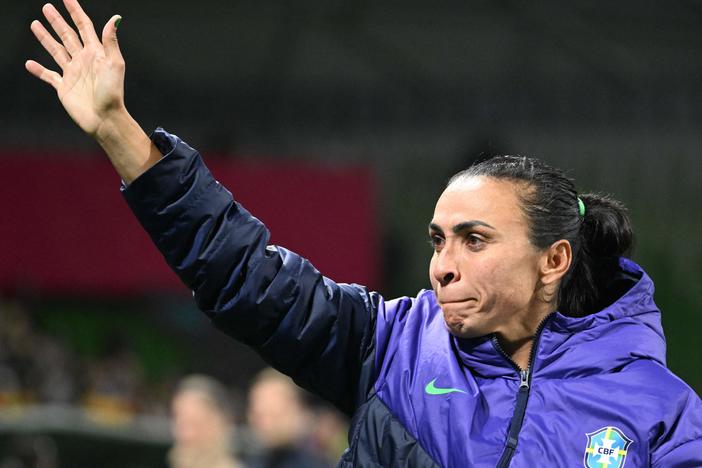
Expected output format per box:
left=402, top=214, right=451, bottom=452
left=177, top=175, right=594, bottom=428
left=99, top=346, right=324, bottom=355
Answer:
left=173, top=391, right=212, bottom=411
left=432, top=176, right=527, bottom=230
left=252, top=380, right=295, bottom=401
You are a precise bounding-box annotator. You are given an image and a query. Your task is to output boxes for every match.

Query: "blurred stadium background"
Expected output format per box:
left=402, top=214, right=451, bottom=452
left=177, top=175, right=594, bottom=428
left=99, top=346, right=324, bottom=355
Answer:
left=1, top=0, right=701, bottom=466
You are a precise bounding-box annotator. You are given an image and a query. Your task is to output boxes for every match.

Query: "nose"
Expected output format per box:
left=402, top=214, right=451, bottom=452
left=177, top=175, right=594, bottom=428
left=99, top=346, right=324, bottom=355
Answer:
left=432, top=245, right=460, bottom=287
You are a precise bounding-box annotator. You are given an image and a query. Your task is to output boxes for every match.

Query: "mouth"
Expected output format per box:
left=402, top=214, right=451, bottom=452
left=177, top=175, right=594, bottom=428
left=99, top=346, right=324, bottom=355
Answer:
left=437, top=299, right=479, bottom=323
left=438, top=298, right=476, bottom=307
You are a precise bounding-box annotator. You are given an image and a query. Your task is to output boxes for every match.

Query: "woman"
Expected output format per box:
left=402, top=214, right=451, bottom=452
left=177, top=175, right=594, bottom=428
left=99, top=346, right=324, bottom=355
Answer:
left=246, top=368, right=330, bottom=468
left=26, top=1, right=701, bottom=466
left=170, top=375, right=244, bottom=468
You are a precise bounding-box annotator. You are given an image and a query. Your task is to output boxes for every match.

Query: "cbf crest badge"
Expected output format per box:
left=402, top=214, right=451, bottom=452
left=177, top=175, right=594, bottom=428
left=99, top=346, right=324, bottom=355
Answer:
left=584, top=426, right=633, bottom=468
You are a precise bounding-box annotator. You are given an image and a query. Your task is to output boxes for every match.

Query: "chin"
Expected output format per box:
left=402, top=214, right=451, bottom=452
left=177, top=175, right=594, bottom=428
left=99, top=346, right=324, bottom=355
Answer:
left=443, top=317, right=486, bottom=339
left=441, top=305, right=487, bottom=338
left=445, top=324, right=483, bottom=338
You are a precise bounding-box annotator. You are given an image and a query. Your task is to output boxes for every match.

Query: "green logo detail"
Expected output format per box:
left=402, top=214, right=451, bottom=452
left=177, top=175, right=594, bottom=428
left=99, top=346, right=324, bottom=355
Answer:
left=424, top=378, right=466, bottom=395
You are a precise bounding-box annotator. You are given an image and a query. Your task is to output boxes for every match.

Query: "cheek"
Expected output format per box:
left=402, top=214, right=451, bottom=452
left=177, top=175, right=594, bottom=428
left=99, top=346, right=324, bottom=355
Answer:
left=469, top=256, right=534, bottom=307
left=460, top=260, right=496, bottom=293
left=491, top=258, right=537, bottom=304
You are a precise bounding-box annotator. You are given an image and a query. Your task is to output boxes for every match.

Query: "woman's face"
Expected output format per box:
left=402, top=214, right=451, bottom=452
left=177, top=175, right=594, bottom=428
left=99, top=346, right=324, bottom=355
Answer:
left=171, top=391, right=228, bottom=447
left=428, top=176, right=546, bottom=339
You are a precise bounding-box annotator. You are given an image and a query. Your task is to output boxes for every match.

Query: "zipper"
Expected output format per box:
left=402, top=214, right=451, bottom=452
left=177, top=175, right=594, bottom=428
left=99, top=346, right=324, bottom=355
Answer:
left=493, top=314, right=553, bottom=468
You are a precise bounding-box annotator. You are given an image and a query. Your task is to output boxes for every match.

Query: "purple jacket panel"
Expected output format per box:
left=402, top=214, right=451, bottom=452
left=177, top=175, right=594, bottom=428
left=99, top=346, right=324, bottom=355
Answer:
left=373, top=258, right=702, bottom=466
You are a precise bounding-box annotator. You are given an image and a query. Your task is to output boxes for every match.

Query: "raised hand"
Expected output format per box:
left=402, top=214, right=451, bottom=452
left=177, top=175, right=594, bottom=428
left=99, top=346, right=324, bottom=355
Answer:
left=26, top=0, right=161, bottom=183
left=26, top=0, right=124, bottom=138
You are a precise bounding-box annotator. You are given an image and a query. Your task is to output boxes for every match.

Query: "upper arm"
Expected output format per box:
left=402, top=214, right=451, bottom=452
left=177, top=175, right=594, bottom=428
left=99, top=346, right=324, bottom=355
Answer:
left=649, top=380, right=702, bottom=467
left=652, top=437, right=702, bottom=467
left=123, top=129, right=384, bottom=414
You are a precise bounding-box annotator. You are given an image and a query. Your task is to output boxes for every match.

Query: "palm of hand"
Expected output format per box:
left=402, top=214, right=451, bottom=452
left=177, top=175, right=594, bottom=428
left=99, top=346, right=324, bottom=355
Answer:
left=26, top=0, right=124, bottom=137
left=58, top=47, right=124, bottom=135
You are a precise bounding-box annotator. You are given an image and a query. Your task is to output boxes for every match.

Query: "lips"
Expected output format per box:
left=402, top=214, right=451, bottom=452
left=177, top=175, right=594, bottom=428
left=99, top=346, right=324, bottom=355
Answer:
left=438, top=298, right=476, bottom=306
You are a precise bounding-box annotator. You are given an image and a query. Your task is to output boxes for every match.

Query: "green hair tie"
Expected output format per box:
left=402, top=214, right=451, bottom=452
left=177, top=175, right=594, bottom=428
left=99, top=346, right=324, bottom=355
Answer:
left=577, top=197, right=586, bottom=217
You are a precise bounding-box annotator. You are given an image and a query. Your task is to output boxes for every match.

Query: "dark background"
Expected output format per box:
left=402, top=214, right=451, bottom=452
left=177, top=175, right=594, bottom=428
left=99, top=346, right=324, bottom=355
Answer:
left=1, top=0, right=701, bottom=464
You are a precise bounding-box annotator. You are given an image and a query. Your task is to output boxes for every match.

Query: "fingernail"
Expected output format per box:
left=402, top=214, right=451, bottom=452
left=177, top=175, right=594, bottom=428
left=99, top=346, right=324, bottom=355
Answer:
left=115, top=16, right=122, bottom=29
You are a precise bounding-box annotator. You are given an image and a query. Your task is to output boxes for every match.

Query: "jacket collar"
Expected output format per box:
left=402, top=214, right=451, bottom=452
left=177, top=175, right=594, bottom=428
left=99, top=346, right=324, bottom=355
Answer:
left=451, top=258, right=665, bottom=380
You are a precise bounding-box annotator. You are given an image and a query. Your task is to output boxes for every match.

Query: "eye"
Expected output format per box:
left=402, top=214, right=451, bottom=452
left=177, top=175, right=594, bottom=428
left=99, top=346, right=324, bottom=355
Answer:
left=428, top=234, right=445, bottom=251
left=465, top=234, right=486, bottom=250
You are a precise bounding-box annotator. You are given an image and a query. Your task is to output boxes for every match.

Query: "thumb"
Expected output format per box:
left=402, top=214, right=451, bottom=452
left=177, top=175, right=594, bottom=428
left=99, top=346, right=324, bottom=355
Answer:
left=102, top=15, right=123, bottom=59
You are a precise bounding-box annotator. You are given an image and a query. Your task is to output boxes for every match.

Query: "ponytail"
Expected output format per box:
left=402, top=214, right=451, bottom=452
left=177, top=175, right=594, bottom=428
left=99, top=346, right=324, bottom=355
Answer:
left=559, top=193, right=634, bottom=316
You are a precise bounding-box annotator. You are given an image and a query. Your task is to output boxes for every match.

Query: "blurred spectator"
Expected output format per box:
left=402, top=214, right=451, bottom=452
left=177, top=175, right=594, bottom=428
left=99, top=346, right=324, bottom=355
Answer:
left=246, top=368, right=328, bottom=468
left=307, top=406, right=348, bottom=466
left=0, top=299, right=40, bottom=406
left=169, top=374, right=243, bottom=468
left=26, top=335, right=79, bottom=405
left=82, top=333, right=142, bottom=425
left=0, top=299, right=79, bottom=408
left=0, top=364, right=22, bottom=410
left=83, top=334, right=142, bottom=424
left=0, top=435, right=58, bottom=468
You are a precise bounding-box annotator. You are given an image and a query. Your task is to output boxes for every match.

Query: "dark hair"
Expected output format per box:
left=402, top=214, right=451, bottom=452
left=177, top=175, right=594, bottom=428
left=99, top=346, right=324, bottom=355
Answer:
left=448, top=156, right=633, bottom=317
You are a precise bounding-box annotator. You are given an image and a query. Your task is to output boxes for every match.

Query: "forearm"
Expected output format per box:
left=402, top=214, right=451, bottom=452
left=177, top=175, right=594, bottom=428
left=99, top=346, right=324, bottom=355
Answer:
left=95, top=107, right=162, bottom=184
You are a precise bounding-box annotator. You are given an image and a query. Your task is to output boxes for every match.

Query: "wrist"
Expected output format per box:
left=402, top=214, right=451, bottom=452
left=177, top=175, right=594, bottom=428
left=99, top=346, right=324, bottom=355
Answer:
left=92, top=108, right=159, bottom=184
left=94, top=104, right=131, bottom=144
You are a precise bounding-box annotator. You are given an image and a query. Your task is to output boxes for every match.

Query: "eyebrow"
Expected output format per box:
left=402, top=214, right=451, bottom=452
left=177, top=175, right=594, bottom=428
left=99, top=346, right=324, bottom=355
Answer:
left=428, top=220, right=496, bottom=235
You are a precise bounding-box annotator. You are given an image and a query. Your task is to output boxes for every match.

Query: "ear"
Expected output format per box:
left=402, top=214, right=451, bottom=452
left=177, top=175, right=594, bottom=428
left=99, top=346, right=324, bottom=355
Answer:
left=539, top=239, right=573, bottom=287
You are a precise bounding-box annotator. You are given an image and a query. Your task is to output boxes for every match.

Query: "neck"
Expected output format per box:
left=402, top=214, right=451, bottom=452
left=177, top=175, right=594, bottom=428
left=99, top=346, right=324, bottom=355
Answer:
left=499, top=335, right=534, bottom=370
left=497, top=306, right=553, bottom=370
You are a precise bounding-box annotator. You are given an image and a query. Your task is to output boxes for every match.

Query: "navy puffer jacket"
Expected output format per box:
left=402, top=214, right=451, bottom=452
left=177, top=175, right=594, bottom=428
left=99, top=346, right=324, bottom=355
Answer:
left=123, top=129, right=702, bottom=467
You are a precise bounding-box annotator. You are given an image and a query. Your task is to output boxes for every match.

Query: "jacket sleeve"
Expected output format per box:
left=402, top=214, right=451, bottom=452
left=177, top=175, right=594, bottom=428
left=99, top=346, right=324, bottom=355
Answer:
left=650, top=385, right=702, bottom=467
left=122, top=129, right=382, bottom=415
left=653, top=439, right=702, bottom=467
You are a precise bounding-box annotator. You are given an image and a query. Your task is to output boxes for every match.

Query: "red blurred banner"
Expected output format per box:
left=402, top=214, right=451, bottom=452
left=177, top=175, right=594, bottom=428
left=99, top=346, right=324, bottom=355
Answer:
left=0, top=152, right=377, bottom=295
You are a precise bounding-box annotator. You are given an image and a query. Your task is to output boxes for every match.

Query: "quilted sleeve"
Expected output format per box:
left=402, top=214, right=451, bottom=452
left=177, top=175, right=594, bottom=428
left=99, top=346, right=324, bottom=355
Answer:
left=122, top=128, right=383, bottom=414
left=650, top=384, right=702, bottom=467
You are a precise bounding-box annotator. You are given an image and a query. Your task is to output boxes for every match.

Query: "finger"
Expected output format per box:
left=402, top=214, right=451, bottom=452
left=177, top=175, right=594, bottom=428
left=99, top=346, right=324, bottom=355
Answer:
left=101, top=15, right=123, bottom=61
left=25, top=60, right=62, bottom=90
left=63, top=0, right=99, bottom=45
left=42, top=3, right=82, bottom=57
left=30, top=20, right=70, bottom=70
